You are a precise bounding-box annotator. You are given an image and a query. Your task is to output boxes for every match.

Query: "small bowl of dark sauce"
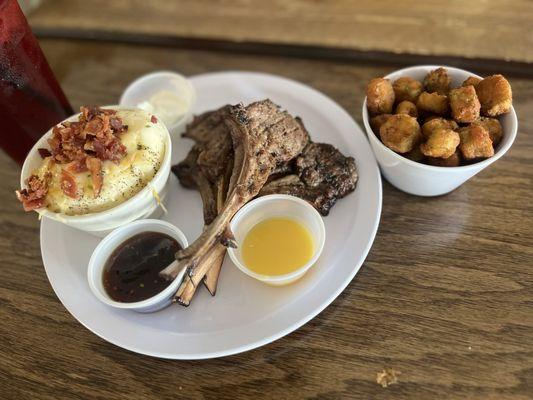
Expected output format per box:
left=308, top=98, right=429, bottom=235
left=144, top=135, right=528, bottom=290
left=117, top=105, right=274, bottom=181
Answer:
left=88, top=219, right=188, bottom=313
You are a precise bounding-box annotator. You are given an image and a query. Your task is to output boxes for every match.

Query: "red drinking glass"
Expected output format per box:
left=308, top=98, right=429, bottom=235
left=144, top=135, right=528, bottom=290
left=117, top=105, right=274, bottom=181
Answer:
left=0, top=0, right=73, bottom=165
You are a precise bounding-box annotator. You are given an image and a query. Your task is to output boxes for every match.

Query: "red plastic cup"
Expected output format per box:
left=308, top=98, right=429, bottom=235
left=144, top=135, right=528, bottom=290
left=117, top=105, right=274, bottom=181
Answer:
left=0, top=0, right=73, bottom=165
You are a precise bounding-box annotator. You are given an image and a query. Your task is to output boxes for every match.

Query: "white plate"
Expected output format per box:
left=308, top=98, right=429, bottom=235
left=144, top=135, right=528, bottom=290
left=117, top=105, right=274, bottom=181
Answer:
left=40, top=71, right=382, bottom=359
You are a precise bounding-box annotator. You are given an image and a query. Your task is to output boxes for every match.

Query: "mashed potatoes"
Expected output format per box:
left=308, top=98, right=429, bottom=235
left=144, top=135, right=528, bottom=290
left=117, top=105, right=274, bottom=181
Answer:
left=36, top=109, right=166, bottom=215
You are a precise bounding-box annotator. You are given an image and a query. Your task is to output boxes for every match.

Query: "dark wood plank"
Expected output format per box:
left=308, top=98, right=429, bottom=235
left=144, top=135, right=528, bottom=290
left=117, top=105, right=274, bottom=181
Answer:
left=1, top=38, right=532, bottom=400
left=27, top=0, right=533, bottom=66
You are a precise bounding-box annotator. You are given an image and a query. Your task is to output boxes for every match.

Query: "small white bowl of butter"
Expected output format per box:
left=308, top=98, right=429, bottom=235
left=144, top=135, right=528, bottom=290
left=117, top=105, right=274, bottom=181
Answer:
left=119, top=71, right=196, bottom=137
left=227, top=194, right=326, bottom=286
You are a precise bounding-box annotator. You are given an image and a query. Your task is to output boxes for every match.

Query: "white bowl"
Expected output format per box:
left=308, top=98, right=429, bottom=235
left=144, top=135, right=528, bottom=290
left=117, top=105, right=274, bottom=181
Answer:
left=20, top=106, right=172, bottom=237
left=119, top=70, right=196, bottom=137
left=362, top=65, right=518, bottom=196
left=87, top=219, right=188, bottom=313
left=227, top=194, right=326, bottom=286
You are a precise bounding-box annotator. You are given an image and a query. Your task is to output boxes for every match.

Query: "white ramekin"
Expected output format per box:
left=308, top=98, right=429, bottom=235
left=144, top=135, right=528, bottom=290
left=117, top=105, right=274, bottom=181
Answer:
left=20, top=106, right=172, bottom=237
left=362, top=65, right=518, bottom=196
left=119, top=70, right=196, bottom=138
left=227, top=194, right=326, bottom=286
left=87, top=219, right=188, bottom=313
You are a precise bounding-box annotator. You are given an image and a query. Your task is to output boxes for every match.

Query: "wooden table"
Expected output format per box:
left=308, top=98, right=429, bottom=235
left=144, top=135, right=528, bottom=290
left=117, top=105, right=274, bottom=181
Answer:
left=2, top=2, right=533, bottom=399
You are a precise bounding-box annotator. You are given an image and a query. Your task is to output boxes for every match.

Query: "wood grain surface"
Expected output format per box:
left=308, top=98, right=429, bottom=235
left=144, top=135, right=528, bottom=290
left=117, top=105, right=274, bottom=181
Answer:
left=27, top=0, right=533, bottom=66
left=1, top=38, right=532, bottom=400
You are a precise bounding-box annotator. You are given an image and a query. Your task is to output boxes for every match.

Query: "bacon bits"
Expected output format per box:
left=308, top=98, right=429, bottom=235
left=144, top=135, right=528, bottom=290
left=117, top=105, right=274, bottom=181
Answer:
left=151, top=115, right=158, bottom=124
left=49, top=106, right=127, bottom=165
left=110, top=116, right=126, bottom=132
left=60, top=170, right=79, bottom=199
left=86, top=156, right=103, bottom=197
left=16, top=173, right=51, bottom=211
left=38, top=148, right=52, bottom=158
left=17, top=106, right=129, bottom=210
left=64, top=159, right=88, bottom=174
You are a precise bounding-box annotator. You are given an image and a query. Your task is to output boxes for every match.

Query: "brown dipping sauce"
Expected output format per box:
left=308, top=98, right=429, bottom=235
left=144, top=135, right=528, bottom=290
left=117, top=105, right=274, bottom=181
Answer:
left=103, top=232, right=181, bottom=303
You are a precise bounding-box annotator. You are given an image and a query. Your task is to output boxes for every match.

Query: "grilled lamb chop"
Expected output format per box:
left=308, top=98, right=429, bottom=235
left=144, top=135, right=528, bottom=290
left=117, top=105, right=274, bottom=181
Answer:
left=182, top=106, right=233, bottom=184
left=172, top=158, right=233, bottom=303
left=260, top=143, right=358, bottom=215
left=171, top=105, right=358, bottom=305
left=161, top=99, right=309, bottom=285
left=172, top=146, right=218, bottom=224
left=172, top=108, right=234, bottom=298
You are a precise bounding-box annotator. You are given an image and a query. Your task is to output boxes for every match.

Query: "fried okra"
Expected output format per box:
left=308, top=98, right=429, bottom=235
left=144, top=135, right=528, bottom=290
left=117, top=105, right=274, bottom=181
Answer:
left=423, top=115, right=441, bottom=124
left=458, top=124, right=494, bottom=160
left=427, top=151, right=461, bottom=167
left=395, top=101, right=418, bottom=117
left=423, top=67, right=451, bottom=95
left=405, top=145, right=426, bottom=163
left=421, top=117, right=458, bottom=139
left=392, top=77, right=423, bottom=103
left=462, top=76, right=482, bottom=88
left=416, top=92, right=449, bottom=115
left=472, top=117, right=503, bottom=146
left=449, top=85, right=481, bottom=123
left=365, top=67, right=511, bottom=167
left=370, top=114, right=392, bottom=134
left=476, top=75, right=512, bottom=116
left=366, top=78, right=395, bottom=114
left=420, top=129, right=460, bottom=158
left=379, top=114, right=422, bottom=153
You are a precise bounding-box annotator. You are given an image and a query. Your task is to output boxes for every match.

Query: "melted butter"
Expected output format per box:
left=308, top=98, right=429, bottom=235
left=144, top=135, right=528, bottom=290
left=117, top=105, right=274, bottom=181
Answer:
left=242, top=217, right=314, bottom=276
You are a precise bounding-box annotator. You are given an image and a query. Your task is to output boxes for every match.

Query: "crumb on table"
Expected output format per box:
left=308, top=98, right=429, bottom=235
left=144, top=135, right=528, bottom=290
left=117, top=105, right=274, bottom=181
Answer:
left=376, top=368, right=401, bottom=388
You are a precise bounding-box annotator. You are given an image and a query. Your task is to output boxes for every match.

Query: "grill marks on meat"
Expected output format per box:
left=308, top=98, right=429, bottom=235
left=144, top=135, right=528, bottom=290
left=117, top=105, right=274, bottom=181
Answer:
left=260, top=174, right=337, bottom=216
left=260, top=143, right=358, bottom=215
left=297, top=143, right=357, bottom=194
left=161, top=99, right=309, bottom=283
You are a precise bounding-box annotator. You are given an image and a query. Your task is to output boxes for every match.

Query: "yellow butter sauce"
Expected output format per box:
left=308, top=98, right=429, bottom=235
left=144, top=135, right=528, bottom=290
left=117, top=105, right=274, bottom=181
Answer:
left=242, top=217, right=314, bottom=276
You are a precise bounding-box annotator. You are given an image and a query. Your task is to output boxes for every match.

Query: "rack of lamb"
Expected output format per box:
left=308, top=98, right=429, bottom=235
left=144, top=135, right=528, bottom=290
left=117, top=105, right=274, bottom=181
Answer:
left=161, top=99, right=358, bottom=305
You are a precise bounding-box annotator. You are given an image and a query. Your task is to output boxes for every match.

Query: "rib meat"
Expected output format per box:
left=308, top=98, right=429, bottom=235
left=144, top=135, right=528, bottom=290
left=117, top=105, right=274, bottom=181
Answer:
left=171, top=108, right=234, bottom=300
left=172, top=159, right=233, bottom=304
left=182, top=106, right=233, bottom=184
left=169, top=103, right=358, bottom=306
left=172, top=146, right=217, bottom=224
left=259, top=143, right=358, bottom=215
left=161, top=99, right=309, bottom=281
left=202, top=160, right=234, bottom=295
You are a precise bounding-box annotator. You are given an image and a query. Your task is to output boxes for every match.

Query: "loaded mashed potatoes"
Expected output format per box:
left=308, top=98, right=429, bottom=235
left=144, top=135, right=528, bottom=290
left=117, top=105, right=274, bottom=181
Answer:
left=16, top=106, right=166, bottom=215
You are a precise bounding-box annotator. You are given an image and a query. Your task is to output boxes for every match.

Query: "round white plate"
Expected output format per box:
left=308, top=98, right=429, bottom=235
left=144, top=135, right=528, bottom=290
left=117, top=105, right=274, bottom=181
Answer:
left=40, top=71, right=382, bottom=359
